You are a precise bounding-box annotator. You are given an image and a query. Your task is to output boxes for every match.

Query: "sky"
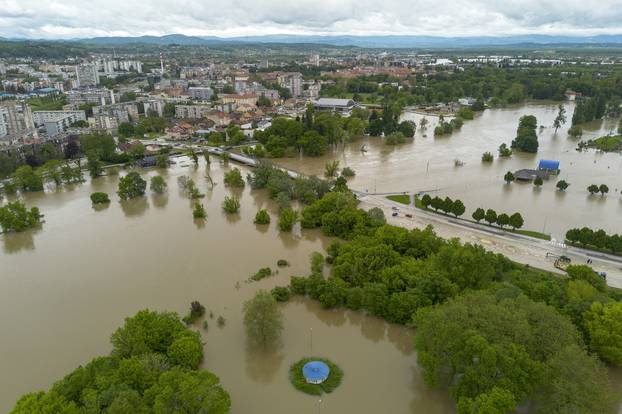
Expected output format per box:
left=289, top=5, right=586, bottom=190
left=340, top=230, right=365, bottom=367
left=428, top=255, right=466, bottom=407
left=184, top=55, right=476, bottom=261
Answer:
left=1, top=0, right=622, bottom=39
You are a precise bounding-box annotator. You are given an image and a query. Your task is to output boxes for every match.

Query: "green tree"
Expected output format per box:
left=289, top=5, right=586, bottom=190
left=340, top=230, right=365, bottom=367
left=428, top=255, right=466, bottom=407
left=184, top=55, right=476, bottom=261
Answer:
left=310, top=251, right=324, bottom=274
left=553, top=104, right=567, bottom=133
left=509, top=213, right=524, bottom=230
left=243, top=290, right=284, bottom=348
left=511, top=115, right=539, bottom=153
left=192, top=203, right=207, bottom=219
left=167, top=333, right=203, bottom=369
left=496, top=213, right=510, bottom=228
left=12, top=165, right=43, bottom=192
left=118, top=122, right=135, bottom=138
left=484, top=209, right=497, bottom=225
left=498, top=143, right=512, bottom=157
left=533, top=176, right=543, bottom=187
left=585, top=301, right=622, bottom=366
left=86, top=151, right=103, bottom=178
left=0, top=201, right=42, bottom=232
left=481, top=152, right=493, bottom=162
left=90, top=192, right=110, bottom=204
left=587, top=184, right=599, bottom=195
left=118, top=172, right=147, bottom=200
left=223, top=168, right=245, bottom=187
left=556, top=180, right=569, bottom=191
left=10, top=391, right=80, bottom=414
left=278, top=207, right=299, bottom=231
left=503, top=171, right=515, bottom=184
left=472, top=208, right=485, bottom=223
left=254, top=209, right=270, bottom=225
left=421, top=194, right=432, bottom=209
left=598, top=184, right=609, bottom=195
left=568, top=125, right=583, bottom=138
left=150, top=176, right=167, bottom=194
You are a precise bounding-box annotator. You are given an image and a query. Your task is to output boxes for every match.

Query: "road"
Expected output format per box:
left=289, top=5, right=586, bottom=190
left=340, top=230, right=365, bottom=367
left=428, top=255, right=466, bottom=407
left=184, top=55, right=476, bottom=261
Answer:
left=358, top=193, right=622, bottom=289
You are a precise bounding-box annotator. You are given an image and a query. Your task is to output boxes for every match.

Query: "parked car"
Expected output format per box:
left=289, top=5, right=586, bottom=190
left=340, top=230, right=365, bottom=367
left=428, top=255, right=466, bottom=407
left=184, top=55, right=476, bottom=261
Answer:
left=405, top=214, right=413, bottom=218
left=392, top=212, right=398, bottom=217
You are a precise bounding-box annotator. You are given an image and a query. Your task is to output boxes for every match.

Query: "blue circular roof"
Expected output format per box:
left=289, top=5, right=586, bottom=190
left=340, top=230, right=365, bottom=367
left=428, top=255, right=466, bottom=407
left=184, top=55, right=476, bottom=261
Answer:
left=302, top=361, right=330, bottom=383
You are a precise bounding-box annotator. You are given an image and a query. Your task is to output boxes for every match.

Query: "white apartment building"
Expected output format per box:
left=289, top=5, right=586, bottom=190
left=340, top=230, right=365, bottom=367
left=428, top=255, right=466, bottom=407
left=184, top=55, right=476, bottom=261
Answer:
left=67, top=88, right=115, bottom=106
left=175, top=104, right=211, bottom=119
left=33, top=110, right=86, bottom=126
left=76, top=63, right=99, bottom=88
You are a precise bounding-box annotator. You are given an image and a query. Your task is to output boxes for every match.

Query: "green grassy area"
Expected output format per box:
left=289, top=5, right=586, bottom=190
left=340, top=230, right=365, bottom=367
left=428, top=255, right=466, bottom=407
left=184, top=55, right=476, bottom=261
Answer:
left=511, top=229, right=551, bottom=241
left=386, top=194, right=411, bottom=205
left=28, top=96, right=66, bottom=111
left=591, top=135, right=622, bottom=152
left=289, top=358, right=343, bottom=396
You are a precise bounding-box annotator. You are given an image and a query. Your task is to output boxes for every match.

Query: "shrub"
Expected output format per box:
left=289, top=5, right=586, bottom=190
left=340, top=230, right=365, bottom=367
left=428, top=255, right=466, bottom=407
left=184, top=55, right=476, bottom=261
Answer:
left=117, top=172, right=147, bottom=200
left=250, top=267, right=272, bottom=282
left=341, top=167, right=356, bottom=177
left=222, top=196, right=240, bottom=214
left=254, top=209, right=270, bottom=224
left=182, top=301, right=206, bottom=325
left=150, top=176, right=167, bottom=193
left=0, top=201, right=42, bottom=233
left=278, top=207, right=299, bottom=231
left=277, top=259, right=289, bottom=267
left=271, top=286, right=291, bottom=302
left=224, top=168, right=245, bottom=187
left=193, top=203, right=207, bottom=219
left=481, top=152, right=494, bottom=162
left=90, top=192, right=110, bottom=204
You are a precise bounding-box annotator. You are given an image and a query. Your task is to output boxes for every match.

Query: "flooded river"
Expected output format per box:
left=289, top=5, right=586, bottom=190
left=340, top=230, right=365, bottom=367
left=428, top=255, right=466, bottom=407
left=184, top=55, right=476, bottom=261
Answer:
left=277, top=102, right=622, bottom=238
left=0, top=160, right=453, bottom=413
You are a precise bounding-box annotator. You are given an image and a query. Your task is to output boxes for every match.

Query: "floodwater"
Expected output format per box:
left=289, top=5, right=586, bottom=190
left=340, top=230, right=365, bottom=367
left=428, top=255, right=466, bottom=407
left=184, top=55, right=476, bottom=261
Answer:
left=0, top=159, right=453, bottom=413
left=277, top=102, right=622, bottom=238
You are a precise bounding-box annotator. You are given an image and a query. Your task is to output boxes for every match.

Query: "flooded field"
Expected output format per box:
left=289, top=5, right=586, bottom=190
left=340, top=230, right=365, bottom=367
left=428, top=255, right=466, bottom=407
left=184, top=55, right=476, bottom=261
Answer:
left=0, top=160, right=453, bottom=413
left=277, top=102, right=622, bottom=238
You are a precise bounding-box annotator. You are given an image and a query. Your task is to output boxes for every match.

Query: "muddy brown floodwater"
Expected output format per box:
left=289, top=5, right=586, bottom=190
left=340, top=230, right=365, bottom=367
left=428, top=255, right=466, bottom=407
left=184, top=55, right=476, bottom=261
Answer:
left=277, top=102, right=622, bottom=238
left=0, top=159, right=453, bottom=413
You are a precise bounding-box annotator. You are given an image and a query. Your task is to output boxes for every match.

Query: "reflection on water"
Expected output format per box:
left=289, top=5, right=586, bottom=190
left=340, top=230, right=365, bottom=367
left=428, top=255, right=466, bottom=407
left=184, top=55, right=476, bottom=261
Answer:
left=245, top=347, right=286, bottom=384
left=151, top=194, right=168, bottom=209
left=120, top=197, right=149, bottom=217
left=2, top=228, right=38, bottom=254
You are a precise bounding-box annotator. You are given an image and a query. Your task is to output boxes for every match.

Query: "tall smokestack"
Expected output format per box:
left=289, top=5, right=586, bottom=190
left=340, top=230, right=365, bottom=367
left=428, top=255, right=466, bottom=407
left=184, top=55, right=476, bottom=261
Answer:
left=160, top=52, right=164, bottom=73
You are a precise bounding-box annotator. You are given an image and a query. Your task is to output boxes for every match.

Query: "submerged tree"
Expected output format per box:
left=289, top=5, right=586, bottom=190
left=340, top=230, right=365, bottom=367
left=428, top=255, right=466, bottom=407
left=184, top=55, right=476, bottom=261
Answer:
left=243, top=290, right=284, bottom=348
left=553, top=104, right=567, bottom=133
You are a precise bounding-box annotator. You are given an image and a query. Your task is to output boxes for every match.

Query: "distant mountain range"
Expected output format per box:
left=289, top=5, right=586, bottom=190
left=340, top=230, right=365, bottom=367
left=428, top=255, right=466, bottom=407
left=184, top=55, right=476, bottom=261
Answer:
left=4, top=33, right=622, bottom=48
left=70, top=34, right=622, bottom=48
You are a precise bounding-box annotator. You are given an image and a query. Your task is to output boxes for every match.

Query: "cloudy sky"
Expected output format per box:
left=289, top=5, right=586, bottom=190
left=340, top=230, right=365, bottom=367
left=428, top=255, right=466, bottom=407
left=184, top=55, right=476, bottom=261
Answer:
left=1, top=0, right=621, bottom=39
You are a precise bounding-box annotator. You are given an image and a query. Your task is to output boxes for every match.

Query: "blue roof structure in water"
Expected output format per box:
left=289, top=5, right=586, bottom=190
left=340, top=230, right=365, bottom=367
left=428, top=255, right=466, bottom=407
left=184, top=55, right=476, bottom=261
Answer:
left=538, top=159, right=560, bottom=171
left=302, top=361, right=330, bottom=384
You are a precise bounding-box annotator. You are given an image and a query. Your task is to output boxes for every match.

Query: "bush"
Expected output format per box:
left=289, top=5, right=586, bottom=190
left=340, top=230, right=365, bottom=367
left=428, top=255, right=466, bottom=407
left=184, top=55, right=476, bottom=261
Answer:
left=341, top=166, right=356, bottom=177
left=278, top=207, right=299, bottom=231
left=223, top=168, right=245, bottom=188
left=290, top=276, right=308, bottom=295
left=254, top=209, right=271, bottom=224
left=289, top=358, right=343, bottom=395
left=481, top=152, right=494, bottom=162
left=222, top=196, right=240, bottom=214
left=117, top=172, right=147, bottom=200
left=271, top=286, right=291, bottom=302
left=250, top=267, right=272, bottom=282
left=182, top=301, right=206, bottom=325
left=155, top=154, right=169, bottom=168
left=90, top=192, right=110, bottom=204
left=193, top=203, right=207, bottom=219
left=568, top=125, right=583, bottom=137
left=0, top=201, right=42, bottom=233
left=150, top=176, right=167, bottom=194
left=277, top=259, right=290, bottom=267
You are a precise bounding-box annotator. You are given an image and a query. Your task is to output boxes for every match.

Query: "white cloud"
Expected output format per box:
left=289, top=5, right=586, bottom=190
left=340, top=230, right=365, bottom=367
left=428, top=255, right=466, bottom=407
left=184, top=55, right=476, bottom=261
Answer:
left=1, top=0, right=622, bottom=38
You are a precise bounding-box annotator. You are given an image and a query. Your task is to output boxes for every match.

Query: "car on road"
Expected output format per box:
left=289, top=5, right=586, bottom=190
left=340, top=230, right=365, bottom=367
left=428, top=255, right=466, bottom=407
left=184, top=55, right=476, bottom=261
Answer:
left=391, top=206, right=399, bottom=211
left=392, top=212, right=398, bottom=217
left=405, top=214, right=413, bottom=218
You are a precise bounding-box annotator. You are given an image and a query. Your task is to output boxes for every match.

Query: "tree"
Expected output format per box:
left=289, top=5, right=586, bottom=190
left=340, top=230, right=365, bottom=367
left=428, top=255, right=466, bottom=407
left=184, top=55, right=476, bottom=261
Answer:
left=278, top=207, right=299, bottom=231
left=509, top=213, right=524, bottom=230
left=254, top=209, right=271, bottom=225
left=498, top=143, right=512, bottom=157
left=397, top=121, right=416, bottom=137
left=598, top=184, right=609, bottom=196
left=503, top=171, right=515, bottom=184
left=192, top=203, right=206, bottom=219
left=481, top=152, right=493, bottom=162
left=496, top=213, right=510, bottom=228
left=222, top=196, right=240, bottom=214
left=167, top=334, right=204, bottom=369
left=385, top=131, right=407, bottom=145
left=324, top=160, right=340, bottom=178
left=451, top=200, right=466, bottom=218
left=243, top=290, right=284, bottom=348
left=90, top=192, right=110, bottom=204
left=556, top=180, right=569, bottom=191
left=341, top=166, right=355, bottom=177
left=150, top=176, right=167, bottom=194
left=223, top=168, right=245, bottom=187
left=568, top=125, right=583, bottom=138
left=484, top=209, right=497, bottom=225
left=155, top=154, right=168, bottom=168
left=86, top=151, right=103, bottom=178
left=12, top=165, right=43, bottom=192
left=421, top=194, right=432, bottom=209
left=10, top=391, right=80, bottom=414
left=118, top=122, right=135, bottom=138
left=472, top=208, right=485, bottom=223
left=511, top=115, right=539, bottom=153
left=553, top=104, right=567, bottom=133
left=585, top=301, right=622, bottom=366
left=533, top=176, right=543, bottom=187
left=310, top=251, right=324, bottom=274
left=0, top=200, right=42, bottom=232
left=587, top=184, right=599, bottom=195
left=117, top=172, right=147, bottom=200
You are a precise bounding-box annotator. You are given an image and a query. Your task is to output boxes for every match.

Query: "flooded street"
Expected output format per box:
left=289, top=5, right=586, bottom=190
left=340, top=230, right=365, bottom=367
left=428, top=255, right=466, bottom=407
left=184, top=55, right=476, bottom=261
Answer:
left=277, top=102, right=622, bottom=238
left=0, top=160, right=452, bottom=413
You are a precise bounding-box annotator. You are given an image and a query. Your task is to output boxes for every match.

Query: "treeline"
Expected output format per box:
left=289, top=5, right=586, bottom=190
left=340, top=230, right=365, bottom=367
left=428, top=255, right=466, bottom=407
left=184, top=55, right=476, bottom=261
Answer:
left=566, top=227, right=622, bottom=255
left=571, top=95, right=621, bottom=125
left=0, top=40, right=88, bottom=59
left=272, top=187, right=620, bottom=412
left=321, top=66, right=622, bottom=109
left=9, top=310, right=230, bottom=413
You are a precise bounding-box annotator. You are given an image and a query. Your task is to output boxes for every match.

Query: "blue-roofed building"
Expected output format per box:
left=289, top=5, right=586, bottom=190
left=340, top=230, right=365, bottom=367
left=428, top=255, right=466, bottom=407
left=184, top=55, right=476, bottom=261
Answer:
left=538, top=159, right=560, bottom=173
left=302, top=361, right=330, bottom=384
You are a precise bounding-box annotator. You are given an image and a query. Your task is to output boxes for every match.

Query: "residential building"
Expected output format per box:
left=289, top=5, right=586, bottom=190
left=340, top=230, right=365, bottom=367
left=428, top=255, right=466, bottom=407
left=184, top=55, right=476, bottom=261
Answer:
left=188, top=87, right=213, bottom=101
left=175, top=104, right=211, bottom=119
left=92, top=102, right=139, bottom=123
left=91, top=115, right=118, bottom=131
left=67, top=88, right=115, bottom=106
left=33, top=110, right=86, bottom=126
left=76, top=63, right=99, bottom=88
left=234, top=74, right=249, bottom=93
left=43, top=114, right=83, bottom=136
left=277, top=72, right=303, bottom=97
left=221, top=94, right=257, bottom=107
left=0, top=101, right=36, bottom=144
left=142, top=99, right=165, bottom=117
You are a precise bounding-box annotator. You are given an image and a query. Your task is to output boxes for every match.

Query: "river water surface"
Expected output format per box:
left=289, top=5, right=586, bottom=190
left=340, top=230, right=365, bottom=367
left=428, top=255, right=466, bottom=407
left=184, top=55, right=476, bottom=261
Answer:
left=277, top=102, right=622, bottom=238
left=0, top=159, right=453, bottom=413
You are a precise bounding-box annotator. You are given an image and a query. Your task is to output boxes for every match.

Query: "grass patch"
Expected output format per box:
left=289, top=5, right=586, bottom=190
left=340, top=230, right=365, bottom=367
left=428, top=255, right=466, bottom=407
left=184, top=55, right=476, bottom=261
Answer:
left=511, top=229, right=551, bottom=241
left=250, top=267, right=273, bottom=282
left=386, top=194, right=410, bottom=205
left=289, top=357, right=343, bottom=395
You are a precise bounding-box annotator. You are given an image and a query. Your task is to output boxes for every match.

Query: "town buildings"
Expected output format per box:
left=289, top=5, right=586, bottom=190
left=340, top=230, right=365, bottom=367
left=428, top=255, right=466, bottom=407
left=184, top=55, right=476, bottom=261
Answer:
left=76, top=63, right=99, bottom=88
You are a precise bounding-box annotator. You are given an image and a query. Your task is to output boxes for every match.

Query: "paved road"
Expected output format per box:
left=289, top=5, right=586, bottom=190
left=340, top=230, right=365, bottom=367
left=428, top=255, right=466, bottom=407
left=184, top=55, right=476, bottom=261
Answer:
left=358, top=194, right=622, bottom=289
